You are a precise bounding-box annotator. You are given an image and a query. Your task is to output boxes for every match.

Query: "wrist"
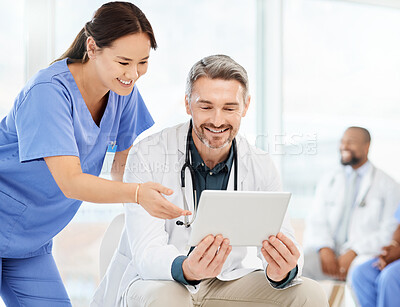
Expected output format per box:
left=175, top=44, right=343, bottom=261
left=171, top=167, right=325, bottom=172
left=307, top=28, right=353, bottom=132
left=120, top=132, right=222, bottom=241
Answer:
left=267, top=272, right=288, bottom=283
left=182, top=259, right=196, bottom=281
left=125, top=183, right=138, bottom=203
left=347, top=249, right=357, bottom=257
left=135, top=183, right=141, bottom=204
left=319, top=247, right=334, bottom=255
left=391, top=240, right=400, bottom=247
left=266, top=266, right=288, bottom=283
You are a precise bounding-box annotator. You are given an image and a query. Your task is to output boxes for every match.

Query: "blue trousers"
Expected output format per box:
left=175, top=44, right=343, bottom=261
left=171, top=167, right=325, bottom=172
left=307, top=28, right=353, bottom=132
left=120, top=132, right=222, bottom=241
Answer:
left=0, top=253, right=72, bottom=306
left=352, top=258, right=400, bottom=307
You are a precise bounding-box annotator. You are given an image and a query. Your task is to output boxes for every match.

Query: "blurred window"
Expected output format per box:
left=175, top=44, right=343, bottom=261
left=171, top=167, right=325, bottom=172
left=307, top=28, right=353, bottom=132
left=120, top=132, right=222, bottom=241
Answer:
left=282, top=0, right=400, bottom=218
left=0, top=0, right=24, bottom=118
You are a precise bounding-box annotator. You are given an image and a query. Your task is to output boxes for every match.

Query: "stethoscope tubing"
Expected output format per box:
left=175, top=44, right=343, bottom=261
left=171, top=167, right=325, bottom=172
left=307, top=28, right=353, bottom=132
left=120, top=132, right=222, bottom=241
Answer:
left=177, top=120, right=238, bottom=227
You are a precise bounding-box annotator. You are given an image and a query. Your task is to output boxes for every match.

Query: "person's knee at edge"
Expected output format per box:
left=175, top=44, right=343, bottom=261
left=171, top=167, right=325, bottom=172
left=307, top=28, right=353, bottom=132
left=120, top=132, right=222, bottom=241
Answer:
left=127, top=281, right=192, bottom=307
left=295, top=278, right=329, bottom=307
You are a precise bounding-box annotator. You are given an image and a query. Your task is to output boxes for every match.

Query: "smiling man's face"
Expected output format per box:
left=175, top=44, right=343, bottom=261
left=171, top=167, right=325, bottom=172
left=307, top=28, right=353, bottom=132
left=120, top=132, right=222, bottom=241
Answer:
left=185, top=77, right=250, bottom=150
left=339, top=128, right=370, bottom=168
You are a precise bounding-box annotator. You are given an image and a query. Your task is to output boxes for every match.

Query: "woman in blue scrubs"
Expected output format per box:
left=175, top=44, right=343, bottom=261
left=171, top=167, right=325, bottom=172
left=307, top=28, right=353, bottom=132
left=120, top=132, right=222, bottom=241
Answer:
left=0, top=2, right=189, bottom=306
left=351, top=204, right=400, bottom=307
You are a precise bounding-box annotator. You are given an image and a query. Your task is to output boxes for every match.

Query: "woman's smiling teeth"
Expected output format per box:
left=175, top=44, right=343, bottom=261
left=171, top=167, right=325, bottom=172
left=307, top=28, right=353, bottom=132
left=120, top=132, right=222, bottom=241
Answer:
left=117, top=78, right=132, bottom=85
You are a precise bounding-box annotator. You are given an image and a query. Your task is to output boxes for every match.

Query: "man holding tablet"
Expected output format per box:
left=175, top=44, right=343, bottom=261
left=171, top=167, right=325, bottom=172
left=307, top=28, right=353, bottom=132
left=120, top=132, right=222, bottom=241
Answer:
left=92, top=55, right=328, bottom=307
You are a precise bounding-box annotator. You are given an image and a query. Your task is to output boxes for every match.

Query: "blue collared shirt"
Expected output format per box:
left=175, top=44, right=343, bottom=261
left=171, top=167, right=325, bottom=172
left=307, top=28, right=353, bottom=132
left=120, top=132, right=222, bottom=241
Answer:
left=189, top=137, right=234, bottom=204
left=343, top=160, right=371, bottom=207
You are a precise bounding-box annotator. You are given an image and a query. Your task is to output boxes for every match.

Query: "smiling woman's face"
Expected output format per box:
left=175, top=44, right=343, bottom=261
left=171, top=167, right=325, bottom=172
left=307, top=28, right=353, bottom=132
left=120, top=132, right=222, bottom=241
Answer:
left=90, top=32, right=151, bottom=96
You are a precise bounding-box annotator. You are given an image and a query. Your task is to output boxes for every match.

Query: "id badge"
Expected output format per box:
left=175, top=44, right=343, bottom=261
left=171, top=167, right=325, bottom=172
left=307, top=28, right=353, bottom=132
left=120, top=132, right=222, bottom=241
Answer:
left=107, top=141, right=117, bottom=153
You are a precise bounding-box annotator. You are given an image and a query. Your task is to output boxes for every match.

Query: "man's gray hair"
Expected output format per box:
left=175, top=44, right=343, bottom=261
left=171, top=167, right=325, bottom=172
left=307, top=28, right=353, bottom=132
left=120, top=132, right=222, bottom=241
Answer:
left=185, top=55, right=249, bottom=103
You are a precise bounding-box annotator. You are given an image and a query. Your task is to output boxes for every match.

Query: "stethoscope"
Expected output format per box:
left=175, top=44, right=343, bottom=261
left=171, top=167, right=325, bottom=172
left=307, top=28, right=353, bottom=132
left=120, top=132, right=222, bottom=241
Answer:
left=176, top=120, right=238, bottom=227
left=358, top=166, right=376, bottom=207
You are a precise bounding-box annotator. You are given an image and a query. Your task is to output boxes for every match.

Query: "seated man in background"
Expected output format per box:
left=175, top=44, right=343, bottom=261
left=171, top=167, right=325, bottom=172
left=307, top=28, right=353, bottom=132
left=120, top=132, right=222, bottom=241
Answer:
left=92, top=55, right=328, bottom=307
left=303, top=127, right=400, bottom=281
left=351, top=204, right=400, bottom=307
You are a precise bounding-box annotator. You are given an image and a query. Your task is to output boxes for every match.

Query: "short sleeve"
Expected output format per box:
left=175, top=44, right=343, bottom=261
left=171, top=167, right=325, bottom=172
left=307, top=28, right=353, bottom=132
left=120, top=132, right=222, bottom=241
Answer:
left=116, top=86, right=154, bottom=152
left=15, top=83, right=79, bottom=162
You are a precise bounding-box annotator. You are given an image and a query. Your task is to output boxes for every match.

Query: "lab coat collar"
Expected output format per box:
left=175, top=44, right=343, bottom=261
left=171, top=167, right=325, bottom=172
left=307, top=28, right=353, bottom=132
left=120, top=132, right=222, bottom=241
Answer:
left=357, top=160, right=371, bottom=179
left=344, top=160, right=371, bottom=178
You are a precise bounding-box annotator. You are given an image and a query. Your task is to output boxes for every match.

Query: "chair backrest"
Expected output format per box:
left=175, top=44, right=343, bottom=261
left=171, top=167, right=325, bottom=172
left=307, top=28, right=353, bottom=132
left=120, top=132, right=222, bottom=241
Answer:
left=99, top=213, right=125, bottom=279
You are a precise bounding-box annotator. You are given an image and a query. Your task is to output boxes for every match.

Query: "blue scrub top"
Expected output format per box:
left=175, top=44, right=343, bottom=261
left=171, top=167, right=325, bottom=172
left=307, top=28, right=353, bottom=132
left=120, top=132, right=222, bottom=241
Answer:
left=0, top=58, right=154, bottom=258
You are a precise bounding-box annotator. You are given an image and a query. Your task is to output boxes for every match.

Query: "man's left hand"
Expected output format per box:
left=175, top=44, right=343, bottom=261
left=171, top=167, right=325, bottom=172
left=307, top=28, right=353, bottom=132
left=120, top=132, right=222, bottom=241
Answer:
left=337, top=250, right=357, bottom=281
left=262, top=232, right=300, bottom=282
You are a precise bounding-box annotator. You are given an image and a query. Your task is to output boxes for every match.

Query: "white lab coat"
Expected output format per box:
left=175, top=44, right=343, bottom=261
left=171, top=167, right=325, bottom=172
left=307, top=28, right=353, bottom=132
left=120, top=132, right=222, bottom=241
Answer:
left=303, top=163, right=400, bottom=268
left=91, top=122, right=303, bottom=307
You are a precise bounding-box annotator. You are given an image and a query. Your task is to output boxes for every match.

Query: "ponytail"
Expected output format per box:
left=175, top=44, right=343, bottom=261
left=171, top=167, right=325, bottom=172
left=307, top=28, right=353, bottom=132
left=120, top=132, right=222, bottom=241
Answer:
left=52, top=26, right=89, bottom=64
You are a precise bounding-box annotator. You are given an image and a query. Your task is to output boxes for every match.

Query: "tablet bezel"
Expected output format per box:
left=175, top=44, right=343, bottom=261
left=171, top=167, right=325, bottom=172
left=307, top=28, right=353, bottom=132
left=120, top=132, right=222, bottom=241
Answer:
left=188, top=190, right=291, bottom=246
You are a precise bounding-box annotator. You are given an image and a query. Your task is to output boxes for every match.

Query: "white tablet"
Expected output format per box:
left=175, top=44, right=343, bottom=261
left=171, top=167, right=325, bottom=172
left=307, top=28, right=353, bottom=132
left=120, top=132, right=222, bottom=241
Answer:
left=188, top=190, right=291, bottom=246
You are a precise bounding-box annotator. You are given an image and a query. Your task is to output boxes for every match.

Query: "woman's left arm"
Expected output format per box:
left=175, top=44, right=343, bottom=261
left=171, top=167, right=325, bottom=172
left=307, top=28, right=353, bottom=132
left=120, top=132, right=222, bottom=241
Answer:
left=111, top=146, right=132, bottom=182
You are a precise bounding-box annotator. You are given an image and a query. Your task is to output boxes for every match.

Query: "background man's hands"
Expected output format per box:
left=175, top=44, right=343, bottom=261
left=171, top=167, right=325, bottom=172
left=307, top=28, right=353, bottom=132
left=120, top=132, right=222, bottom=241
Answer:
left=319, top=247, right=339, bottom=278
left=262, top=232, right=300, bottom=282
left=337, top=250, right=357, bottom=280
left=319, top=248, right=356, bottom=280
left=183, top=235, right=232, bottom=281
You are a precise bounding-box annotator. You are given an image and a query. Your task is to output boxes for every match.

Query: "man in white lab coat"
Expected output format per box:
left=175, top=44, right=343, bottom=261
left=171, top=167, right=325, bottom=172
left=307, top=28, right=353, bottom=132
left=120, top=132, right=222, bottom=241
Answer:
left=303, top=127, right=400, bottom=282
left=92, top=55, right=327, bottom=307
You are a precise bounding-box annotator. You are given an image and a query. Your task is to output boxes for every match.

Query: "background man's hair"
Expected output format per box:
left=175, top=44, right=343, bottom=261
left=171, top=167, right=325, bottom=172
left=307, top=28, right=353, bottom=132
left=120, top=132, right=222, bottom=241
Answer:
left=347, top=126, right=371, bottom=143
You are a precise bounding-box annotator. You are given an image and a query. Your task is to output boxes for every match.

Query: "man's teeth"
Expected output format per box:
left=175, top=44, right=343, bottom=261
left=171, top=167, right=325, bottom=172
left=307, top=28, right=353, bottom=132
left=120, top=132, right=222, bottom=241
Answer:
left=207, top=128, right=228, bottom=133
left=118, top=78, right=131, bottom=85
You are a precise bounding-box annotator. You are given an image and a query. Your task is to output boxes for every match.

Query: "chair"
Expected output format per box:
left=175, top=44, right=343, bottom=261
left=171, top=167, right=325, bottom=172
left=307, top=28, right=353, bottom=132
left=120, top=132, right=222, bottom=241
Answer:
left=328, top=282, right=345, bottom=307
left=321, top=280, right=358, bottom=307
left=99, top=213, right=125, bottom=279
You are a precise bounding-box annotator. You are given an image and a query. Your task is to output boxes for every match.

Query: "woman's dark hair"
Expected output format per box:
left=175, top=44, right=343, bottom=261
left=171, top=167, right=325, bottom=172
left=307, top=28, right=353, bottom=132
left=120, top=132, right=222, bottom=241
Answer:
left=54, top=1, right=157, bottom=63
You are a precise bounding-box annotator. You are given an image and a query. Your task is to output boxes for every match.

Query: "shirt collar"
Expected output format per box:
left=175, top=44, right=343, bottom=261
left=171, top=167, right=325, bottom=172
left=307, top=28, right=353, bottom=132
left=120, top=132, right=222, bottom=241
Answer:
left=189, top=135, right=234, bottom=174
left=344, top=160, right=371, bottom=178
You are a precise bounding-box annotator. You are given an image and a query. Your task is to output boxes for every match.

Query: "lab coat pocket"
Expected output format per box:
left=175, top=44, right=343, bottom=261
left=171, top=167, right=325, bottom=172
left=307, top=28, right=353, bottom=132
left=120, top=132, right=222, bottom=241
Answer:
left=0, top=190, right=27, bottom=254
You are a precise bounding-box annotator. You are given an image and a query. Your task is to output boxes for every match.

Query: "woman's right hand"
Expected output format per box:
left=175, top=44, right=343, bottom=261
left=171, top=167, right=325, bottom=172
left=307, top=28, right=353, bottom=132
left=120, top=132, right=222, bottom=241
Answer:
left=137, top=182, right=192, bottom=219
left=378, top=244, right=400, bottom=270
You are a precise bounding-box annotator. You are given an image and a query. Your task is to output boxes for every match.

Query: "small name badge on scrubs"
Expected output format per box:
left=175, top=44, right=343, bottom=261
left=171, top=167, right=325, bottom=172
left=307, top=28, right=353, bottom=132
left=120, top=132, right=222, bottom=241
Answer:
left=107, top=141, right=117, bottom=153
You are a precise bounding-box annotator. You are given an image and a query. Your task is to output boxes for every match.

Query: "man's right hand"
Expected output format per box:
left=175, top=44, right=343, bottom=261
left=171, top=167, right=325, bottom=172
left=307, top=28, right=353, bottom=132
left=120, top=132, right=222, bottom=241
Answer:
left=319, top=247, right=339, bottom=278
left=182, top=235, right=232, bottom=281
